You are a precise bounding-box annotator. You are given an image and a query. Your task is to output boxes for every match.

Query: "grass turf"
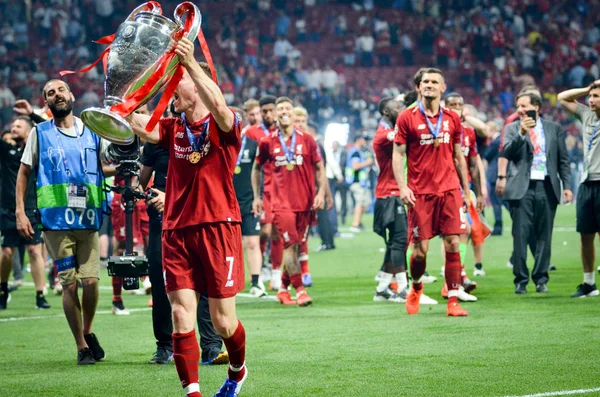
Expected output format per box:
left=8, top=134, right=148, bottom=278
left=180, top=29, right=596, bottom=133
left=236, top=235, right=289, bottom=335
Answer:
left=1, top=205, right=599, bottom=397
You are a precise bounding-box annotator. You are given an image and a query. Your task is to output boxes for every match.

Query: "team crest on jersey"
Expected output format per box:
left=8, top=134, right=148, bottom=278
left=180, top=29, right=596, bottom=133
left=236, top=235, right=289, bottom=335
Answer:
left=417, top=124, right=426, bottom=130
left=296, top=144, right=303, bottom=154
left=274, top=148, right=281, bottom=154
left=443, top=120, right=449, bottom=130
left=234, top=111, right=242, bottom=126
left=243, top=149, right=250, bottom=159
left=394, top=125, right=399, bottom=133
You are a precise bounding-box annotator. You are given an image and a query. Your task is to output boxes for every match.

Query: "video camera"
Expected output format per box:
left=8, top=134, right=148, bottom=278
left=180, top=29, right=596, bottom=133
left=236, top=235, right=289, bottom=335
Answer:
left=104, top=138, right=150, bottom=290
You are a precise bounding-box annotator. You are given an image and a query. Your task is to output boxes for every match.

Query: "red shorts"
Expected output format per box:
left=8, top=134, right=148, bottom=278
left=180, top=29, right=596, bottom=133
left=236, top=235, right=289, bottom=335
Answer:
left=162, top=223, right=245, bottom=298
left=111, top=196, right=144, bottom=245
left=273, top=211, right=314, bottom=249
left=136, top=201, right=149, bottom=237
left=407, top=189, right=466, bottom=243
left=260, top=192, right=273, bottom=225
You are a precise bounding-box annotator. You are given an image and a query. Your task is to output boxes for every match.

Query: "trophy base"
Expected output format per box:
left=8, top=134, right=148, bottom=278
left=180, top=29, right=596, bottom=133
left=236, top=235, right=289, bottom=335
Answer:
left=81, top=107, right=135, bottom=145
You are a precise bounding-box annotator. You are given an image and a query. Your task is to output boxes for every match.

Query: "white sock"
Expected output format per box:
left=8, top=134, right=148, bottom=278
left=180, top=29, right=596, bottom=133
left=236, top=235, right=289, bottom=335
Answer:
left=376, top=272, right=393, bottom=293
left=447, top=289, right=459, bottom=298
left=184, top=383, right=200, bottom=395
left=584, top=272, right=595, bottom=286
left=395, top=272, right=408, bottom=293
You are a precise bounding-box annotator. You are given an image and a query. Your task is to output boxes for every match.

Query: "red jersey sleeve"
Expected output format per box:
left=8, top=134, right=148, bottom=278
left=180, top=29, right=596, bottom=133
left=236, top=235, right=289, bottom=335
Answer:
left=255, top=137, right=270, bottom=166
left=393, top=110, right=409, bottom=146
left=468, top=130, right=478, bottom=158
left=158, top=117, right=178, bottom=149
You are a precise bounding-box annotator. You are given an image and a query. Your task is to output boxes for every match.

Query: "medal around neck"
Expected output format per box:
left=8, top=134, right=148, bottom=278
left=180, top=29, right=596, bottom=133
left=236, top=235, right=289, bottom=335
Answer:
left=286, top=163, right=294, bottom=171
left=189, top=151, right=201, bottom=164
left=234, top=166, right=242, bottom=174
left=80, top=2, right=202, bottom=144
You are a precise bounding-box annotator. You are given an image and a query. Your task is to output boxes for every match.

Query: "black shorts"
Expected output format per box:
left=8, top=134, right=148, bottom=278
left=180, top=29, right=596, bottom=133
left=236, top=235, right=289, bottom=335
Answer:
left=576, top=181, right=600, bottom=234
left=99, top=214, right=112, bottom=237
left=373, top=196, right=408, bottom=245
left=241, top=212, right=260, bottom=236
left=0, top=209, right=43, bottom=247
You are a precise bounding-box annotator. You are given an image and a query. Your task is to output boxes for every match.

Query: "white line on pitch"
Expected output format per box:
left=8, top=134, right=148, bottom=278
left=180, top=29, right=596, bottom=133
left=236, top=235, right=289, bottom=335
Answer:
left=503, top=387, right=600, bottom=397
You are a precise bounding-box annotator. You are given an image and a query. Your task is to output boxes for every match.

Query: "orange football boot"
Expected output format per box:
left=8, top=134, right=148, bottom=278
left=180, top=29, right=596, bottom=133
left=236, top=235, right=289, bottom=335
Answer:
left=446, top=300, right=469, bottom=316
left=406, top=286, right=422, bottom=315
left=296, top=290, right=313, bottom=307
left=276, top=291, right=296, bottom=305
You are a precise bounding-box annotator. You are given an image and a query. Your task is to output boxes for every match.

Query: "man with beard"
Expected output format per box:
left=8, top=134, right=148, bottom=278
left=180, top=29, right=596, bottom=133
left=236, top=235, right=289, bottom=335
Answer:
left=252, top=97, right=326, bottom=307
left=245, top=95, right=285, bottom=291
left=127, top=38, right=247, bottom=397
left=0, top=116, right=50, bottom=310
left=16, top=79, right=108, bottom=364
left=392, top=68, right=471, bottom=317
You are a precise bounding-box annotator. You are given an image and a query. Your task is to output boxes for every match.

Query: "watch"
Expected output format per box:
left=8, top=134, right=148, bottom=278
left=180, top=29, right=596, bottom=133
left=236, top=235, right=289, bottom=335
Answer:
left=497, top=175, right=506, bottom=180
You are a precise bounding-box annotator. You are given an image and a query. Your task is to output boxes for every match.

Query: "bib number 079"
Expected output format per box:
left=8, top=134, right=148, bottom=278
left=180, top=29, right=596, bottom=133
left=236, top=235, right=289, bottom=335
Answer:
left=65, top=208, right=96, bottom=226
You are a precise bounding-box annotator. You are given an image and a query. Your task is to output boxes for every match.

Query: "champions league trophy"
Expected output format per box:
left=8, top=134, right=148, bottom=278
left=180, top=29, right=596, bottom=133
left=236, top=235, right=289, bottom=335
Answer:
left=80, top=2, right=202, bottom=144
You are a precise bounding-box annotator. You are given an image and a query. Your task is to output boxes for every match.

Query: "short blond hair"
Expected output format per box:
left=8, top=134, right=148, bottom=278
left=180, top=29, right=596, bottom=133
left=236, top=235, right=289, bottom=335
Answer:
left=293, top=106, right=308, bottom=117
left=243, top=99, right=259, bottom=112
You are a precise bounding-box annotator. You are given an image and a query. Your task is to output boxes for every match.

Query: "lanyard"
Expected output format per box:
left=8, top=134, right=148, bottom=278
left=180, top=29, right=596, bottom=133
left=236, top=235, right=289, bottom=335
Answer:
left=182, top=112, right=209, bottom=152
left=260, top=122, right=270, bottom=136
left=278, top=129, right=297, bottom=163
left=236, top=134, right=247, bottom=166
left=417, top=101, right=443, bottom=139
left=52, top=119, right=86, bottom=175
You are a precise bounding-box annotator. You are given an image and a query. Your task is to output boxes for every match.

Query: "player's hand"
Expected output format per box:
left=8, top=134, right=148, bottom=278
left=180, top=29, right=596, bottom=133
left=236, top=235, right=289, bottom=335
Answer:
left=147, top=188, right=165, bottom=214
left=520, top=117, right=535, bottom=136
left=175, top=38, right=195, bottom=69
left=16, top=211, right=34, bottom=240
left=563, top=189, right=573, bottom=204
left=400, top=186, right=416, bottom=207
left=13, top=99, right=33, bottom=116
left=326, top=193, right=334, bottom=211
left=336, top=176, right=344, bottom=184
left=463, top=191, right=471, bottom=209
left=496, top=178, right=506, bottom=197
left=252, top=198, right=263, bottom=216
left=313, top=193, right=325, bottom=211
left=476, top=194, right=485, bottom=213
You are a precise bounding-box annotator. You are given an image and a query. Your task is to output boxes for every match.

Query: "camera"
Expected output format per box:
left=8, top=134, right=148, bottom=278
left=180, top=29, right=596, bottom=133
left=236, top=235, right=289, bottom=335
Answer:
left=104, top=136, right=149, bottom=290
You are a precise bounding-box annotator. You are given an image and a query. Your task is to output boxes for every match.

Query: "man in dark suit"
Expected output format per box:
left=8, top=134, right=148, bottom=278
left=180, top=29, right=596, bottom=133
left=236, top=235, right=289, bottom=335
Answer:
left=501, top=92, right=573, bottom=294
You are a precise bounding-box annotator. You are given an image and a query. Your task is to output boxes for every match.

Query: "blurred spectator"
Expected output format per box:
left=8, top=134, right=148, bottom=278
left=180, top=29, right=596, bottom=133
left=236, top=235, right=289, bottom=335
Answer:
left=376, top=28, right=392, bottom=66
left=400, top=31, right=413, bottom=66
left=321, top=64, right=339, bottom=95
left=295, top=15, right=307, bottom=42
left=273, top=35, right=293, bottom=71
left=244, top=30, right=259, bottom=68
left=356, top=30, right=375, bottom=67
left=0, top=82, right=16, bottom=126
left=275, top=10, right=291, bottom=37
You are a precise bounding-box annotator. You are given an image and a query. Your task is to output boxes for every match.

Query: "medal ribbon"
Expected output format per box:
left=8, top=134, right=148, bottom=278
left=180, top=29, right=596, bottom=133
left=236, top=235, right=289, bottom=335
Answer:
left=588, top=122, right=600, bottom=153
left=260, top=123, right=270, bottom=136
left=278, top=129, right=297, bottom=164
left=417, top=101, right=443, bottom=141
left=236, top=134, right=247, bottom=167
left=181, top=113, right=208, bottom=153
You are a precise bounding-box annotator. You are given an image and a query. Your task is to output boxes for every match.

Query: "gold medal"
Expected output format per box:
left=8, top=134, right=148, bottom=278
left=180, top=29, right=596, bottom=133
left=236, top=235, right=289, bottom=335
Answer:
left=433, top=138, right=440, bottom=148
left=286, top=163, right=294, bottom=171
left=234, top=165, right=242, bottom=174
left=189, top=152, right=201, bottom=164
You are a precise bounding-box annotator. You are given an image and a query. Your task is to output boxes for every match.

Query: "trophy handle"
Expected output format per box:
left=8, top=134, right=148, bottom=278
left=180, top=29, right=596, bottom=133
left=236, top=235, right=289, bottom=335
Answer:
left=126, top=1, right=163, bottom=21
left=173, top=2, right=202, bottom=41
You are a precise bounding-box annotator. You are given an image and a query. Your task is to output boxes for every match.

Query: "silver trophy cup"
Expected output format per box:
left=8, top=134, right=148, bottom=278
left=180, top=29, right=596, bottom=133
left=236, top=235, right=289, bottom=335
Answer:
left=81, top=2, right=201, bottom=144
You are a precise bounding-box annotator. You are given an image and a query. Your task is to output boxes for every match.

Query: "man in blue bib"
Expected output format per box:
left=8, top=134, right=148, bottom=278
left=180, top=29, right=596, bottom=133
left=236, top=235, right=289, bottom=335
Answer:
left=16, top=79, right=108, bottom=365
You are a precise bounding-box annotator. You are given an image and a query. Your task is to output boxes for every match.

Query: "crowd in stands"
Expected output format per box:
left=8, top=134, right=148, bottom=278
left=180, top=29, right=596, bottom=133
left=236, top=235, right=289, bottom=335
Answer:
left=0, top=0, right=596, bottom=176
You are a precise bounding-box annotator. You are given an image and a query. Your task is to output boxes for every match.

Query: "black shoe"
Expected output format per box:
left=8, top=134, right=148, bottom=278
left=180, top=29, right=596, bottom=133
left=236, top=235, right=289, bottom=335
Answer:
left=149, top=346, right=173, bottom=364
left=36, top=296, right=51, bottom=309
left=201, top=350, right=229, bottom=365
left=549, top=264, right=557, bottom=271
left=571, top=283, right=599, bottom=298
left=515, top=284, right=527, bottom=294
left=535, top=283, right=548, bottom=293
left=0, top=291, right=8, bottom=310
left=84, top=333, right=105, bottom=361
left=77, top=348, right=96, bottom=365
left=491, top=229, right=502, bottom=236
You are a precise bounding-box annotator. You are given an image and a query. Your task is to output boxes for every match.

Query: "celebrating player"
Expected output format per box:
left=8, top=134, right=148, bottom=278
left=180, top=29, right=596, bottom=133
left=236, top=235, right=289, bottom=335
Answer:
left=127, top=38, right=247, bottom=397
left=252, top=97, right=326, bottom=306
left=392, top=68, right=471, bottom=317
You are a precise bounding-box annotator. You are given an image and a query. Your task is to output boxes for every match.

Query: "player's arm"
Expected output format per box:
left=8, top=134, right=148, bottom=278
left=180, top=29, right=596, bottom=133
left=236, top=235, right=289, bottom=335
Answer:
left=557, top=84, right=596, bottom=116
left=476, top=155, right=487, bottom=197
left=102, top=163, right=118, bottom=177
left=175, top=38, right=234, bottom=133
left=313, top=160, right=326, bottom=210
left=140, top=165, right=154, bottom=190
left=464, top=114, right=489, bottom=138
left=392, top=143, right=415, bottom=206
left=251, top=162, right=264, bottom=216
left=126, top=112, right=160, bottom=144
left=453, top=143, right=470, bottom=207
left=15, top=163, right=34, bottom=240
left=351, top=155, right=373, bottom=170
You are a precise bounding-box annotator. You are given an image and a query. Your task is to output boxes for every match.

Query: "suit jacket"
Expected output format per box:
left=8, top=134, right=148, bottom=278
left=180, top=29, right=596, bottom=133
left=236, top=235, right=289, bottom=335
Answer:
left=500, top=119, right=571, bottom=202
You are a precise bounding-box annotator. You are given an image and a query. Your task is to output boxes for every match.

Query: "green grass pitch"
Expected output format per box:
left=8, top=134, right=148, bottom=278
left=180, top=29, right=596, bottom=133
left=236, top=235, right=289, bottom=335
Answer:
left=1, top=205, right=599, bottom=397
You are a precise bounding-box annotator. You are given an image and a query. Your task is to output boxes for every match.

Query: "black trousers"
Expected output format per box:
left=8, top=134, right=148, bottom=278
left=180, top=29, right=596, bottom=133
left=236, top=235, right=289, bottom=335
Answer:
left=509, top=179, right=558, bottom=287
left=149, top=218, right=222, bottom=356
left=148, top=218, right=172, bottom=349
left=488, top=182, right=504, bottom=233
left=336, top=182, right=349, bottom=225
left=317, top=208, right=334, bottom=248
